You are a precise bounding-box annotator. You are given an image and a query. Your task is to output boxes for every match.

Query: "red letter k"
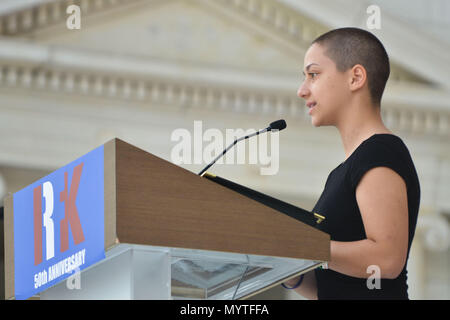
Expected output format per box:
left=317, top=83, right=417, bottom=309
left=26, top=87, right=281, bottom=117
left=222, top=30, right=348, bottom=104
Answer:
left=60, top=163, right=85, bottom=252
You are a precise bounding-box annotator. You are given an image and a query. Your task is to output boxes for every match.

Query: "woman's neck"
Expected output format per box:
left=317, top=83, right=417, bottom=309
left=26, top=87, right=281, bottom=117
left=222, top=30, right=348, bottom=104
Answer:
left=336, top=105, right=391, bottom=161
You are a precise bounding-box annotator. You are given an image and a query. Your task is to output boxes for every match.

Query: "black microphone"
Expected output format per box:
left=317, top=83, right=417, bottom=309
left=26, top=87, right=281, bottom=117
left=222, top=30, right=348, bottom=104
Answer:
left=198, top=119, right=287, bottom=176
left=268, top=119, right=287, bottom=131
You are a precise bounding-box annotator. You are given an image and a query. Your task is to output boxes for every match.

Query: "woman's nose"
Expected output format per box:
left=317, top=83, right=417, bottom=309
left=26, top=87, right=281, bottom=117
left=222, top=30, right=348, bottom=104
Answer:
left=297, top=82, right=310, bottom=99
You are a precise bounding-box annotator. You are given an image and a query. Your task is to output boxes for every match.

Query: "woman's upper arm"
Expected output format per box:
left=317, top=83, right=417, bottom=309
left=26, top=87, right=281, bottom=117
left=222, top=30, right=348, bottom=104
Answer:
left=355, top=166, right=409, bottom=278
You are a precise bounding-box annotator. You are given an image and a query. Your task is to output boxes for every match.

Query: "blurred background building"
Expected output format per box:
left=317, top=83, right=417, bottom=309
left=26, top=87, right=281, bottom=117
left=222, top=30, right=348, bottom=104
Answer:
left=0, top=0, right=448, bottom=299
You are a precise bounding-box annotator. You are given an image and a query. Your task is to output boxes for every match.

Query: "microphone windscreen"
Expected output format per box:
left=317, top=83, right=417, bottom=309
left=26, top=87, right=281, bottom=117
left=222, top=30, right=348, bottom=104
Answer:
left=269, top=119, right=287, bottom=131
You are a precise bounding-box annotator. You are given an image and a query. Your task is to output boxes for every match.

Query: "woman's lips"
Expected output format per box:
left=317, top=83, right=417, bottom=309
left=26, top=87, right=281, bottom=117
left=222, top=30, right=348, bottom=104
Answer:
left=307, top=102, right=317, bottom=115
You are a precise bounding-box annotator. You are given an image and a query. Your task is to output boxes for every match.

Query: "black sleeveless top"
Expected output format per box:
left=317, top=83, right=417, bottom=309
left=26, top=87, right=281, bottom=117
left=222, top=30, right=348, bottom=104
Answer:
left=313, top=134, right=420, bottom=300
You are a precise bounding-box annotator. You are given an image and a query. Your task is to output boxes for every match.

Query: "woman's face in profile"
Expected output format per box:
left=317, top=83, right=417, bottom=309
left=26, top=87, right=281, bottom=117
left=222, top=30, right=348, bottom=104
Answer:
left=297, top=43, right=351, bottom=127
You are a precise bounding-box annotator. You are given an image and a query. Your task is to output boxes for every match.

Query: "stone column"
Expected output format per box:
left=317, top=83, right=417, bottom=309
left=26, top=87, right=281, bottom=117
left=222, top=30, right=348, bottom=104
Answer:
left=408, top=211, right=450, bottom=299
left=0, top=171, right=6, bottom=206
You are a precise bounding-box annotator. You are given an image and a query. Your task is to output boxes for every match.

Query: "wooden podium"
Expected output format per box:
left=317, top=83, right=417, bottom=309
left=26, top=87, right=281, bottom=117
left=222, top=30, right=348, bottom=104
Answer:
left=2, top=138, right=329, bottom=300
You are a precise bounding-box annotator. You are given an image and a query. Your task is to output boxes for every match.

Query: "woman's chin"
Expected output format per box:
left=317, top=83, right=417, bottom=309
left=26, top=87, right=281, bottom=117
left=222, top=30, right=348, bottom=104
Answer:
left=311, top=115, right=333, bottom=127
left=311, top=117, right=322, bottom=127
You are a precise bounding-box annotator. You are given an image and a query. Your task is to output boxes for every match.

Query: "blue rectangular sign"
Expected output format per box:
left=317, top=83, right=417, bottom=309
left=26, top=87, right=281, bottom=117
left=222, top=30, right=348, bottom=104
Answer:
left=13, top=145, right=105, bottom=300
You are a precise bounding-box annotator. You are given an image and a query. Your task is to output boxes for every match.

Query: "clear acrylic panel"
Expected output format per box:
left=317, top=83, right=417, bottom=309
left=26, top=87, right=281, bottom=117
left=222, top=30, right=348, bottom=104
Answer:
left=40, top=243, right=324, bottom=300
left=168, top=246, right=323, bottom=300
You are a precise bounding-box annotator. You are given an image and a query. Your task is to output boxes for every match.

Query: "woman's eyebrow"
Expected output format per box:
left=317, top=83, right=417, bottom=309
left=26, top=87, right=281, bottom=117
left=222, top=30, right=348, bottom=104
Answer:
left=302, top=63, right=320, bottom=75
left=305, top=63, right=319, bottom=71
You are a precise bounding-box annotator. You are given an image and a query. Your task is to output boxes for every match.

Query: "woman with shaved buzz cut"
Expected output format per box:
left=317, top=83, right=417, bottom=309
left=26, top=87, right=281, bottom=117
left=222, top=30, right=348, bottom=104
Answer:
left=282, top=27, right=420, bottom=300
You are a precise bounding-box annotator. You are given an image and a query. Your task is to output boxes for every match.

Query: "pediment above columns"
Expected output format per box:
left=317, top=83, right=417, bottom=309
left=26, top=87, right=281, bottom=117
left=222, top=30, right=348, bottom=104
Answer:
left=0, top=0, right=430, bottom=86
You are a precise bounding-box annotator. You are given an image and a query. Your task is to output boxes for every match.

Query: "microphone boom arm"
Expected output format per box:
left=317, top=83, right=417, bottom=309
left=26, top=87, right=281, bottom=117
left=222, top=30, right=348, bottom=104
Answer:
left=198, top=127, right=270, bottom=176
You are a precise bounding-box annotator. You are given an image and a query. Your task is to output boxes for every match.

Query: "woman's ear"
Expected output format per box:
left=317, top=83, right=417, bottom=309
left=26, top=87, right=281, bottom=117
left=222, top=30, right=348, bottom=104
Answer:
left=349, top=64, right=367, bottom=92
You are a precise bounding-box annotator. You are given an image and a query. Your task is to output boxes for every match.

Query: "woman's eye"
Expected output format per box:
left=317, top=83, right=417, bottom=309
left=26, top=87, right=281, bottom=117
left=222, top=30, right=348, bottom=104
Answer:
left=309, top=73, right=318, bottom=79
